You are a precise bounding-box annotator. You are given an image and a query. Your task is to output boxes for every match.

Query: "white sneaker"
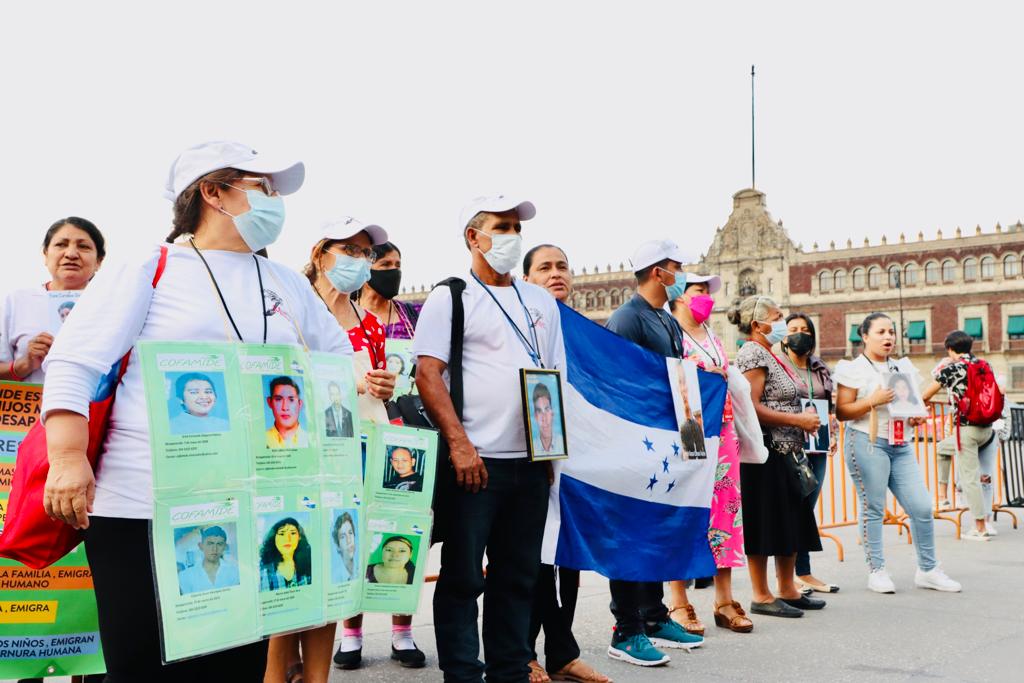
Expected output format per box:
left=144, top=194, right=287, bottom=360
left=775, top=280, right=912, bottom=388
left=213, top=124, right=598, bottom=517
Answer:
left=867, top=569, right=896, bottom=594
left=963, top=528, right=991, bottom=542
left=984, top=521, right=998, bottom=537
left=915, top=566, right=962, bottom=592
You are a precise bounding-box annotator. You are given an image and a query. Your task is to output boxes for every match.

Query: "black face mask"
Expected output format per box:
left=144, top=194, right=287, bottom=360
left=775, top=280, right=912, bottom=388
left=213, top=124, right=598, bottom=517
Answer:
left=784, top=332, right=815, bottom=356
left=368, top=268, right=402, bottom=300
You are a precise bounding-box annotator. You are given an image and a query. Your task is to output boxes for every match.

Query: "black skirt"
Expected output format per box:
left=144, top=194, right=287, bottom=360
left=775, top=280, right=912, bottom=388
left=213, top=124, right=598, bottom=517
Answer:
left=740, top=445, right=823, bottom=556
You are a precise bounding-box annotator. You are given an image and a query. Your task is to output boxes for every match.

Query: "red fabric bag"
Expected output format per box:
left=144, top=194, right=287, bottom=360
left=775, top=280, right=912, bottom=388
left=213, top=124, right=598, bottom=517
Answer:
left=0, top=247, right=167, bottom=568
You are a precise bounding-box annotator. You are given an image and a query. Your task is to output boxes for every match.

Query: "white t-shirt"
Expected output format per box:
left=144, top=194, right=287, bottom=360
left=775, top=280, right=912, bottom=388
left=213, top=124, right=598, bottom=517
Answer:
left=413, top=274, right=565, bottom=459
left=0, top=286, right=50, bottom=384
left=42, top=244, right=351, bottom=519
left=834, top=355, right=923, bottom=439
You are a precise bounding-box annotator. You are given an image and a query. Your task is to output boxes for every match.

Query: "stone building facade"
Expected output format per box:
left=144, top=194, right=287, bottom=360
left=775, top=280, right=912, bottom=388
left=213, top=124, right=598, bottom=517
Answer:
left=400, top=188, right=1024, bottom=399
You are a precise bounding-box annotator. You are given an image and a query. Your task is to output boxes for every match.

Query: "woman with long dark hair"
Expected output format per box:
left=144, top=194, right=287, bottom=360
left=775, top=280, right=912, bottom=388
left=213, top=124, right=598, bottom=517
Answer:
left=259, top=517, right=313, bottom=590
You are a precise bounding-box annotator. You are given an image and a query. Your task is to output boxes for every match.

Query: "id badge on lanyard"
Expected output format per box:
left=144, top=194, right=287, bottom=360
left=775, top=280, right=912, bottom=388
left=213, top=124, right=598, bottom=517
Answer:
left=888, top=418, right=906, bottom=446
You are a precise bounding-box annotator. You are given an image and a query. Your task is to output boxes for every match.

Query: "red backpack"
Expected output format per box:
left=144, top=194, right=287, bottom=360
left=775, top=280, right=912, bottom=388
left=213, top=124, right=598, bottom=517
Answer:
left=957, top=358, right=1004, bottom=426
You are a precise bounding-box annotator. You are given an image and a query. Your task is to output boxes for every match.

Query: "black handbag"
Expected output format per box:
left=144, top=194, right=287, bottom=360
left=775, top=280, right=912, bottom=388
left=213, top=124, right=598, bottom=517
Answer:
left=395, top=278, right=466, bottom=545
left=774, top=441, right=818, bottom=499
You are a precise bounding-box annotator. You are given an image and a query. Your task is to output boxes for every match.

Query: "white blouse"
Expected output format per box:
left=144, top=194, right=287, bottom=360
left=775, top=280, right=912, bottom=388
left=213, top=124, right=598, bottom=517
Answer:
left=42, top=244, right=351, bottom=519
left=834, top=355, right=923, bottom=440
left=0, top=286, right=50, bottom=384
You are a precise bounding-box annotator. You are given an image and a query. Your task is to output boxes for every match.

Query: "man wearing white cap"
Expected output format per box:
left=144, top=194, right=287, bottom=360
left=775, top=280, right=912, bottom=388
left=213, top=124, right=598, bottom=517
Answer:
left=415, top=196, right=566, bottom=682
left=601, top=239, right=705, bottom=667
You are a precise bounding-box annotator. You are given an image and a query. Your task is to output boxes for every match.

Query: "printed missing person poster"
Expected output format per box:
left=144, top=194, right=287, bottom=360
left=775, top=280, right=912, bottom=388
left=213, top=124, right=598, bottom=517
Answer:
left=384, top=339, right=416, bottom=399
left=47, top=291, right=81, bottom=334
left=311, top=351, right=361, bottom=479
left=365, top=424, right=438, bottom=511
left=0, top=381, right=104, bottom=678
left=321, top=482, right=364, bottom=622
left=151, top=493, right=260, bottom=663
left=359, top=512, right=432, bottom=615
left=254, top=486, right=324, bottom=635
left=138, top=342, right=250, bottom=492
left=239, top=345, right=320, bottom=478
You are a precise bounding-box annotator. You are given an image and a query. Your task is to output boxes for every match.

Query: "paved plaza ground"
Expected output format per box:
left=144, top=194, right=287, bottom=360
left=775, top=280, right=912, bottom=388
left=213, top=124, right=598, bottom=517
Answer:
left=329, top=511, right=1023, bottom=683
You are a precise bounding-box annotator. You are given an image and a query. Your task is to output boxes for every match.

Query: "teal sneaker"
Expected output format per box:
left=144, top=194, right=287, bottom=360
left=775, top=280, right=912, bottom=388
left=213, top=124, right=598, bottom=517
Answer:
left=607, top=631, right=670, bottom=667
left=647, top=619, right=704, bottom=650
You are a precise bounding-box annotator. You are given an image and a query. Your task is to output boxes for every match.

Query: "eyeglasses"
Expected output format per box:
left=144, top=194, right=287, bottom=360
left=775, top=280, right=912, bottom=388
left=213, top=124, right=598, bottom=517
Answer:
left=224, top=176, right=276, bottom=196
left=328, top=244, right=377, bottom=263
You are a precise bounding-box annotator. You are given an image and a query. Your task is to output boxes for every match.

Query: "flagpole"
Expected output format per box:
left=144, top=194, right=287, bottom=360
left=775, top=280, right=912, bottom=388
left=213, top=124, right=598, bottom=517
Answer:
left=751, top=64, right=756, bottom=189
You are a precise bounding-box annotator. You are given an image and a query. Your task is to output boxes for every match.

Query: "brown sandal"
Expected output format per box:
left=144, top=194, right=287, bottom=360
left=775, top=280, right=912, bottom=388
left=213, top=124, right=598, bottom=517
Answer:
left=668, top=603, right=705, bottom=635
left=714, top=600, right=754, bottom=633
left=551, top=658, right=613, bottom=683
left=529, top=659, right=551, bottom=683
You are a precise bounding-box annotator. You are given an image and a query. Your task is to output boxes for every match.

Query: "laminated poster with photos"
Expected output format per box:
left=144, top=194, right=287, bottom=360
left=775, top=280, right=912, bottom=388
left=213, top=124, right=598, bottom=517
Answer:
left=139, top=341, right=434, bottom=663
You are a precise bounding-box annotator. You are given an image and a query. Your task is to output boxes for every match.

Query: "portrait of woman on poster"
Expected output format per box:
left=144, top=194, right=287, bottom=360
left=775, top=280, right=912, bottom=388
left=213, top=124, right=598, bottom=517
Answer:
left=365, top=535, right=416, bottom=585
left=887, top=372, right=925, bottom=417
left=259, top=517, right=313, bottom=591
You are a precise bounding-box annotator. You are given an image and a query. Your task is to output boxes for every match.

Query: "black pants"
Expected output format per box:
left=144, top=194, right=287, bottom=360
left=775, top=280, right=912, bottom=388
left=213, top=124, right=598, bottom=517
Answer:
left=528, top=564, right=581, bottom=673
left=608, top=580, right=668, bottom=638
left=84, top=517, right=267, bottom=682
left=433, top=458, right=549, bottom=683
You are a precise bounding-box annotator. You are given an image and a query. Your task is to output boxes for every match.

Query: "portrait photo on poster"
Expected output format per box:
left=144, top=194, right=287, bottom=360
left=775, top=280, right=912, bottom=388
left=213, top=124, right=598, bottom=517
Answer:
left=886, top=372, right=926, bottom=418
left=320, top=375, right=355, bottom=439
left=174, top=523, right=241, bottom=595
left=384, top=340, right=416, bottom=397
left=382, top=444, right=426, bottom=492
left=669, top=359, right=707, bottom=459
left=329, top=508, right=359, bottom=584
left=800, top=398, right=831, bottom=453
left=365, top=533, right=419, bottom=585
left=165, top=371, right=232, bottom=436
left=47, top=290, right=81, bottom=333
left=520, top=368, right=568, bottom=461
left=263, top=375, right=310, bottom=449
left=257, top=512, right=313, bottom=592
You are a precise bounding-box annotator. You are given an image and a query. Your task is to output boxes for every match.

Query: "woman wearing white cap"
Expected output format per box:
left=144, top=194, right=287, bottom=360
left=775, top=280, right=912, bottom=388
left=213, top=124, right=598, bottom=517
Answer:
left=265, top=220, right=412, bottom=682
left=40, top=141, right=350, bottom=680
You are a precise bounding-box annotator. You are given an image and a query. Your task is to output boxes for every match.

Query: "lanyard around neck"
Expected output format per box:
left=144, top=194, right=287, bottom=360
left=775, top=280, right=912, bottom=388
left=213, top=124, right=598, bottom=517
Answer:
left=190, top=238, right=267, bottom=344
left=681, top=324, right=722, bottom=367
left=471, top=271, right=543, bottom=367
left=653, top=309, right=684, bottom=359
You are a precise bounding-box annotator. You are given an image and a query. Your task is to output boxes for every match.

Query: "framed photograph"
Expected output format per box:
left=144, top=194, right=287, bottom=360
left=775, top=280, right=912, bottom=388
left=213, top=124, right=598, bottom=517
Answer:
left=800, top=398, right=831, bottom=454
left=519, top=368, right=568, bottom=461
left=886, top=372, right=927, bottom=418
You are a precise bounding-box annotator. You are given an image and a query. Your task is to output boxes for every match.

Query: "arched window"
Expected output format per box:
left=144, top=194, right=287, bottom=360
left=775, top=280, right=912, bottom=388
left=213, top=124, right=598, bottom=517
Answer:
left=595, top=290, right=606, bottom=309
left=887, top=265, right=901, bottom=288
left=584, top=292, right=594, bottom=310
left=571, top=293, right=581, bottom=309
left=819, top=271, right=833, bottom=292
left=610, top=289, right=621, bottom=307
left=903, top=263, right=917, bottom=286
left=868, top=266, right=881, bottom=288
left=833, top=270, right=846, bottom=290
left=942, top=259, right=956, bottom=282
left=980, top=256, right=995, bottom=279
left=963, top=257, right=978, bottom=281
left=1004, top=253, right=1020, bottom=278
left=925, top=261, right=939, bottom=284
left=622, top=287, right=633, bottom=301
left=852, top=268, right=865, bottom=290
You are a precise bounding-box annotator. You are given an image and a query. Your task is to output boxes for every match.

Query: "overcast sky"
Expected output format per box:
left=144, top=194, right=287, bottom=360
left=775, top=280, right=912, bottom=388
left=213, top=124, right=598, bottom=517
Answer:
left=3, top=1, right=1022, bottom=295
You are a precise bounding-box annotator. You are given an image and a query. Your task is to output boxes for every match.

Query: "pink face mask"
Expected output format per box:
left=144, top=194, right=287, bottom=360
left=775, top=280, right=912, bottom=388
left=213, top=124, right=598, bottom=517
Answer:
left=688, top=294, right=715, bottom=324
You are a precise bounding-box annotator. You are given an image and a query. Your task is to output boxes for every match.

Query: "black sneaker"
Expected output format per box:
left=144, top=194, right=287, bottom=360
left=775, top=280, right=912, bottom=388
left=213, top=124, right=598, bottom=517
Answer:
left=333, top=646, right=362, bottom=670
left=391, top=644, right=427, bottom=668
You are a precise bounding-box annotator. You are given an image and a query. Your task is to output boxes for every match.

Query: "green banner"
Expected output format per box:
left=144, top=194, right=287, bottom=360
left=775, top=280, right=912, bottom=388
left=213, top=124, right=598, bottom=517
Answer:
left=139, top=341, right=437, bottom=662
left=0, top=381, right=104, bottom=678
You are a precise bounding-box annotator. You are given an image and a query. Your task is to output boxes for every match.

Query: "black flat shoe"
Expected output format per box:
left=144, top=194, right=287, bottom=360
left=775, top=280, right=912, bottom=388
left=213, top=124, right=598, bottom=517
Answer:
left=749, top=598, right=803, bottom=618
left=781, top=595, right=826, bottom=610
left=391, top=645, right=427, bottom=668
left=693, top=576, right=715, bottom=589
left=333, top=647, right=362, bottom=670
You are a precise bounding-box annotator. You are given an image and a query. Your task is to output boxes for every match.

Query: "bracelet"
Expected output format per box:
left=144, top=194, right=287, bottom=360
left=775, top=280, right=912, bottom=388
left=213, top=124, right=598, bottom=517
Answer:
left=8, top=360, right=25, bottom=382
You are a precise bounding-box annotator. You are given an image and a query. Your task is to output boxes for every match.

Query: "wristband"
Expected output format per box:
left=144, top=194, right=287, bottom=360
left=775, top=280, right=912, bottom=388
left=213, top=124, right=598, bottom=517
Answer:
left=9, top=360, right=25, bottom=382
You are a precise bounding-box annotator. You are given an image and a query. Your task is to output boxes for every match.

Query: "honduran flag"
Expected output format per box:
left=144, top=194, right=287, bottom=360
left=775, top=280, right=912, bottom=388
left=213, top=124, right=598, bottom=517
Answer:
left=541, top=303, right=728, bottom=582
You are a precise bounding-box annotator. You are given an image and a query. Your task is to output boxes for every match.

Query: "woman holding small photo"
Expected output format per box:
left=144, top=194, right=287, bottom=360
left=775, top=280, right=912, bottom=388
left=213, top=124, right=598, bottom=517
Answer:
left=835, top=313, right=960, bottom=595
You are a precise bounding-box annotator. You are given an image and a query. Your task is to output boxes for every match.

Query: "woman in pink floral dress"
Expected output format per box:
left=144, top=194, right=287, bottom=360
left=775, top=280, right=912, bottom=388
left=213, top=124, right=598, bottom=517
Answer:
left=666, top=274, right=753, bottom=634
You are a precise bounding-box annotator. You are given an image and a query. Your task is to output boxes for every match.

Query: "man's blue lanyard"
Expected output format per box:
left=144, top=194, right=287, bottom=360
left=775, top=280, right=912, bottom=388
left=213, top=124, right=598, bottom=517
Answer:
left=470, top=271, right=544, bottom=368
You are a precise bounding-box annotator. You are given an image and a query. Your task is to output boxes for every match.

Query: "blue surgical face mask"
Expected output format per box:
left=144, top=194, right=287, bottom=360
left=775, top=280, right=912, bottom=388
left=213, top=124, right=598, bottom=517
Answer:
left=659, top=268, right=686, bottom=302
left=758, top=319, right=788, bottom=345
left=326, top=254, right=371, bottom=294
left=220, top=190, right=286, bottom=252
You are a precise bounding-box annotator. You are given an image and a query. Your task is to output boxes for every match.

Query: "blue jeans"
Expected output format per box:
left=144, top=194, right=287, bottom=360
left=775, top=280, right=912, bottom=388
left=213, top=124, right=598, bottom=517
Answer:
left=795, top=453, right=828, bottom=576
left=433, top=458, right=549, bottom=683
left=844, top=429, right=937, bottom=572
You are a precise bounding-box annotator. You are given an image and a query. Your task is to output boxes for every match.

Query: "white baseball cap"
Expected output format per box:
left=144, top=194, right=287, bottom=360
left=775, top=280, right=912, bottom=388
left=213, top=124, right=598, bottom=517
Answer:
left=163, top=141, right=305, bottom=201
left=685, top=273, right=722, bottom=294
left=319, top=216, right=389, bottom=246
left=629, top=239, right=690, bottom=272
left=458, top=195, right=537, bottom=231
